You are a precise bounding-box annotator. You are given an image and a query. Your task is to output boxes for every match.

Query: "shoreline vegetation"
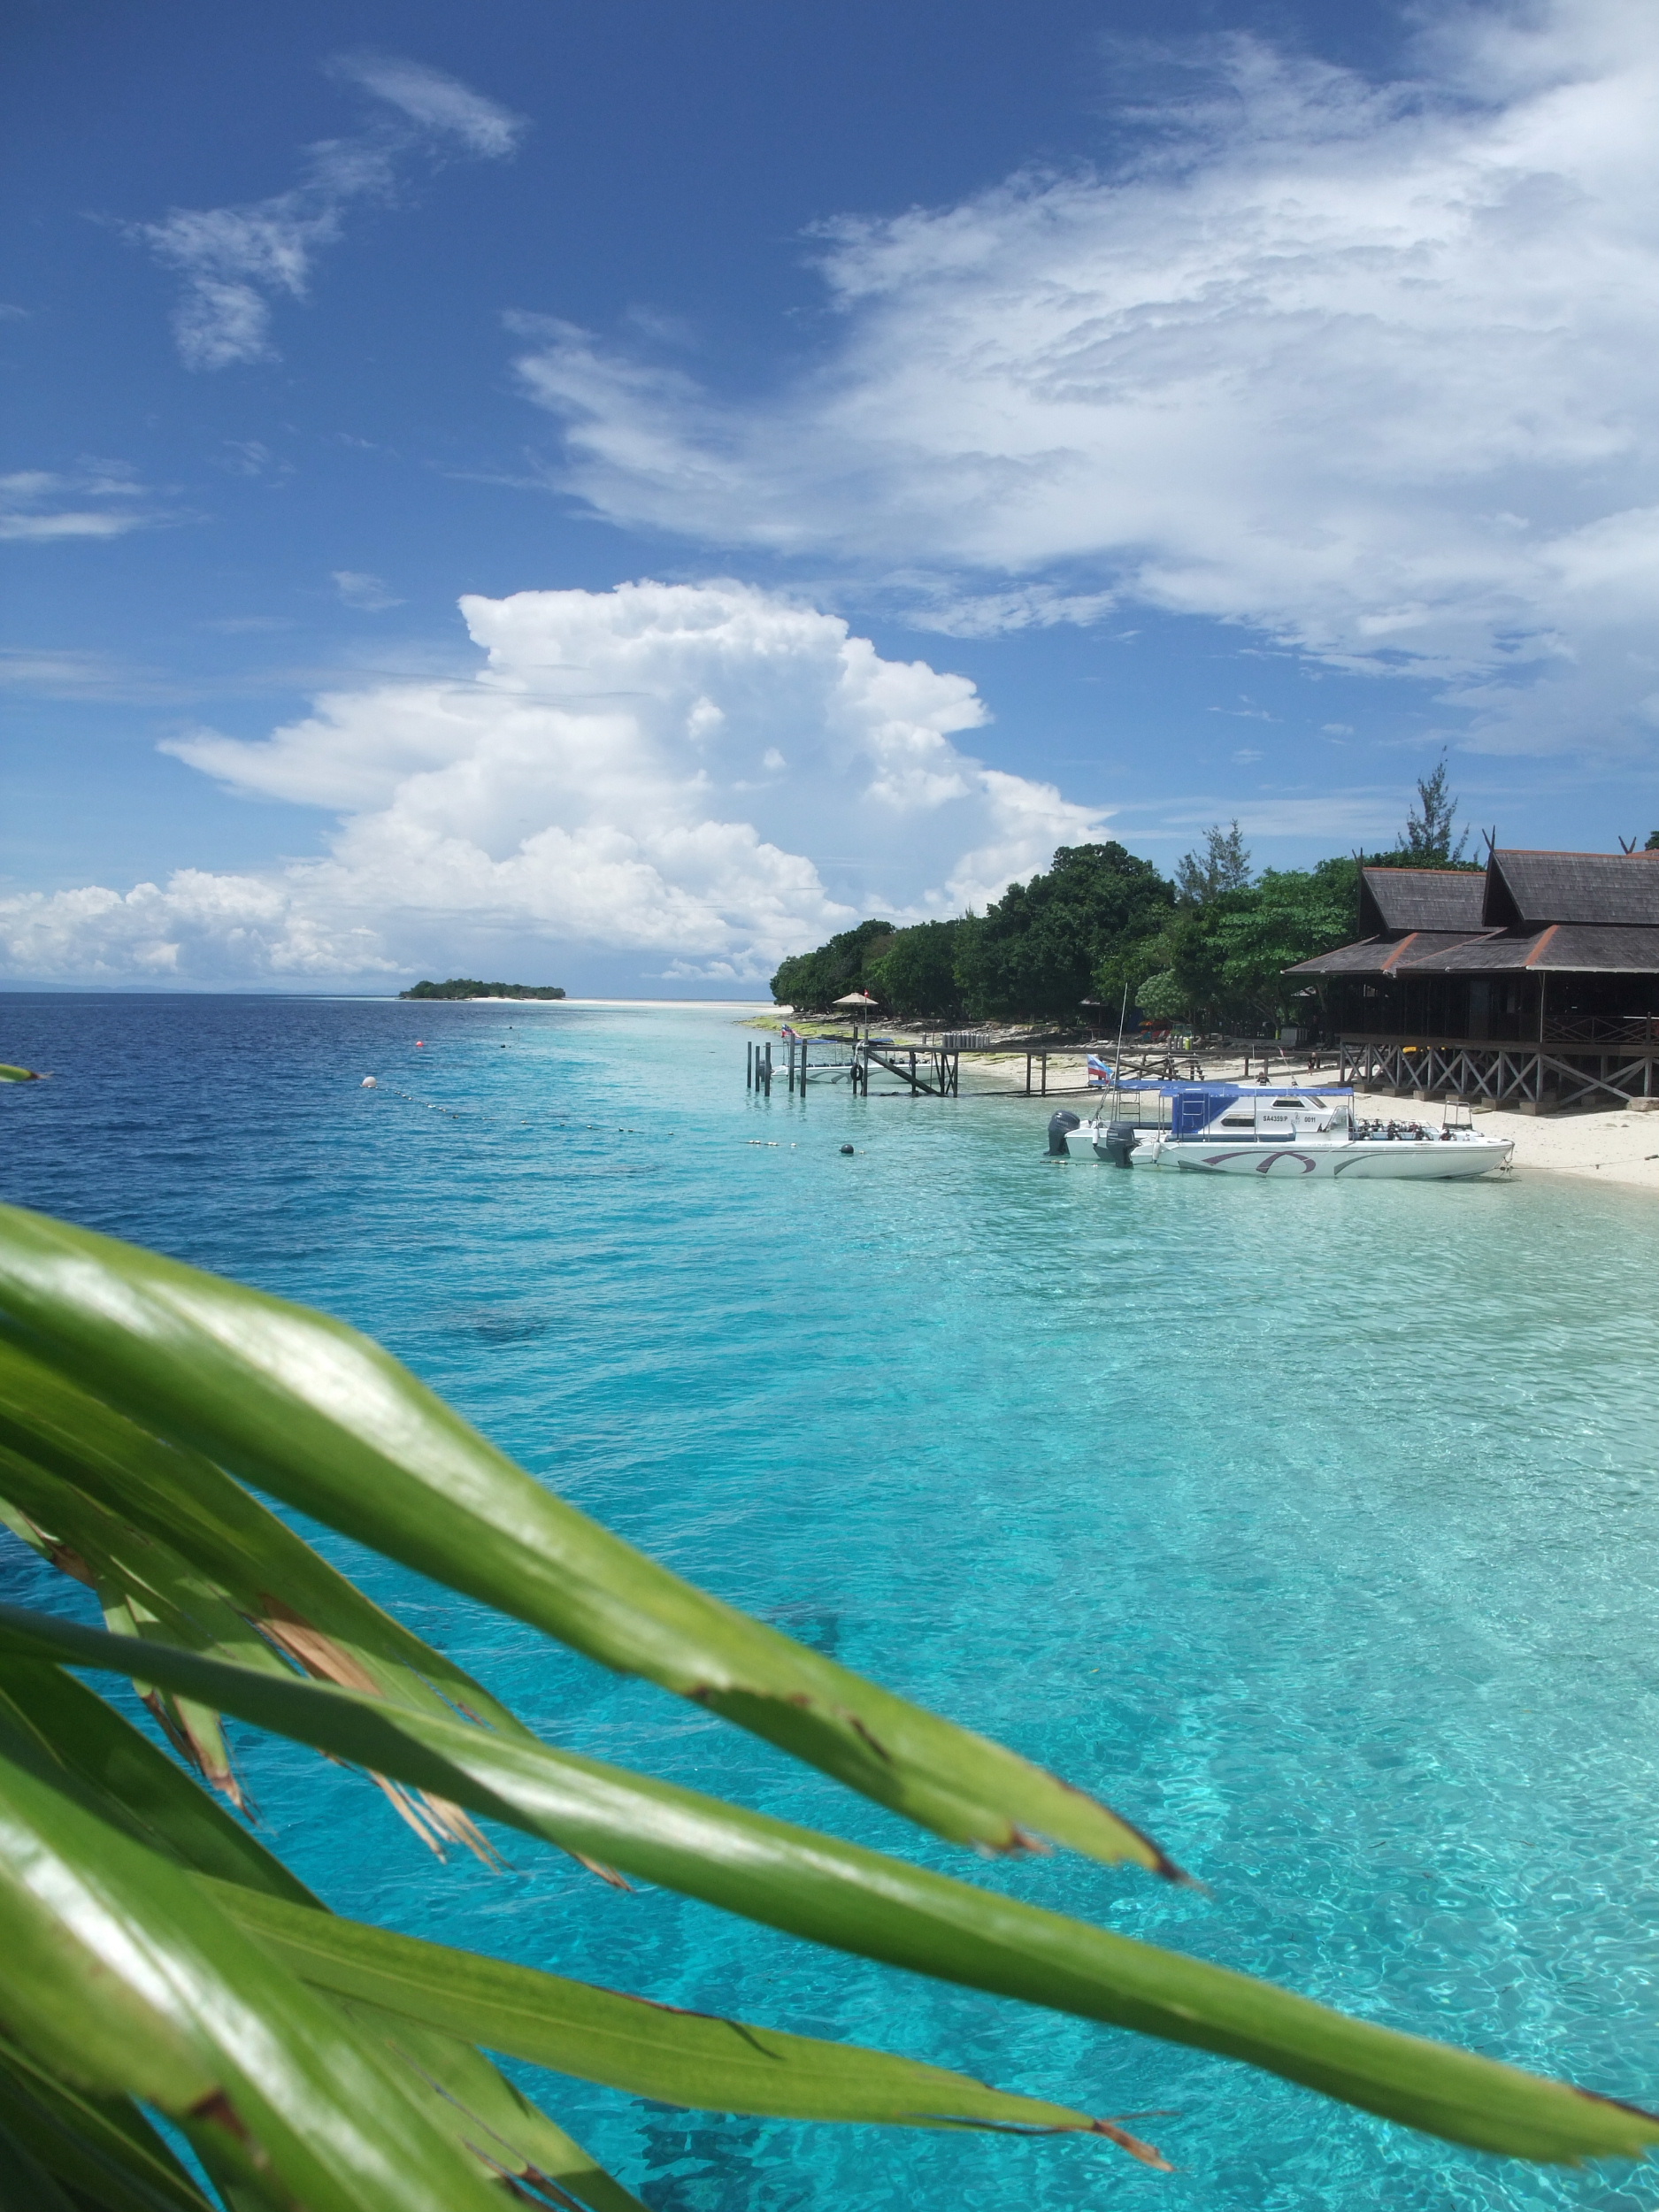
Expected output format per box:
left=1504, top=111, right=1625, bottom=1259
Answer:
left=400, top=978, right=567, bottom=1001
left=769, top=765, right=1495, bottom=1033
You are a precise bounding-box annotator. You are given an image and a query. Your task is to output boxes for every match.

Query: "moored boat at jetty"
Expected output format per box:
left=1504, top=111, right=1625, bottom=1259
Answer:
left=1050, top=1081, right=1514, bottom=1179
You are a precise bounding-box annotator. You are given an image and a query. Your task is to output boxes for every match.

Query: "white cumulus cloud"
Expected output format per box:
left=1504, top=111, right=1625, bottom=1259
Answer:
left=0, top=581, right=1104, bottom=985
left=134, top=58, right=524, bottom=370
left=511, top=0, right=1659, bottom=757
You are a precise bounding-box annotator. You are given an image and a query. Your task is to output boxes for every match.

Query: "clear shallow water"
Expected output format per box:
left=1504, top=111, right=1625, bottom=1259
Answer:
left=3, top=991, right=1659, bottom=2212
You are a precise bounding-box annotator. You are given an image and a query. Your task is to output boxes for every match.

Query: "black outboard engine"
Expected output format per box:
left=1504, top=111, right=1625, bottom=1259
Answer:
left=1102, top=1119, right=1140, bottom=1168
left=1047, top=1110, right=1082, bottom=1156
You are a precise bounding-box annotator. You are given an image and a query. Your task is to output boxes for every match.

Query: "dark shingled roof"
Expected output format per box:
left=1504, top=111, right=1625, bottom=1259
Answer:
left=1287, top=931, right=1494, bottom=976
left=1530, top=923, right=1659, bottom=972
left=1292, top=922, right=1659, bottom=978
left=1486, top=850, right=1659, bottom=928
left=1290, top=850, right=1659, bottom=983
left=1396, top=933, right=1548, bottom=973
left=1358, top=868, right=1487, bottom=935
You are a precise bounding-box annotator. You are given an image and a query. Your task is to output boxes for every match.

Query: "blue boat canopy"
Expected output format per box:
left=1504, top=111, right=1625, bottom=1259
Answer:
left=1101, top=1078, right=1356, bottom=1099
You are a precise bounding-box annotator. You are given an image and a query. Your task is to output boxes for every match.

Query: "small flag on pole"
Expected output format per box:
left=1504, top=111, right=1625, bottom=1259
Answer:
left=1087, top=1054, right=1114, bottom=1087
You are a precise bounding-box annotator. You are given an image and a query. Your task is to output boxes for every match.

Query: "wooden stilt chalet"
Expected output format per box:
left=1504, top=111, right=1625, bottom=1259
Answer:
left=1286, top=848, right=1659, bottom=1111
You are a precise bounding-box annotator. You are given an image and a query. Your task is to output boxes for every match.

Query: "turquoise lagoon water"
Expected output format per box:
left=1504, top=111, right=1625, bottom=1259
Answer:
left=3, top=992, right=1659, bottom=2212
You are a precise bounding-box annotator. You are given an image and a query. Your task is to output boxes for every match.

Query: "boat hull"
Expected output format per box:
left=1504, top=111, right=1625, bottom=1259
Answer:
left=1138, top=1135, right=1513, bottom=1179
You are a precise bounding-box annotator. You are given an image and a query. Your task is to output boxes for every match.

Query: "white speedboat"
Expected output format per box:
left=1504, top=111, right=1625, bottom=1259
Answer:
left=1052, top=1083, right=1513, bottom=1180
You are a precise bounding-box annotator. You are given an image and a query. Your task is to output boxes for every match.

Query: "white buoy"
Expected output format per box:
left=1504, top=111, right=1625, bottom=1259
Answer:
left=361, top=1076, right=378, bottom=1087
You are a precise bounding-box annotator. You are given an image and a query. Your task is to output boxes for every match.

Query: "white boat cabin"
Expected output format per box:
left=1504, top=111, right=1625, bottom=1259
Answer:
left=1102, top=1081, right=1356, bottom=1141
left=1183, top=1086, right=1354, bottom=1140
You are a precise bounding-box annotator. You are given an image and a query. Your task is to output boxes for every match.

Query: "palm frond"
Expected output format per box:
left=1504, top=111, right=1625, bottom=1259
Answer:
left=0, top=2040, right=216, bottom=2212
left=5, top=1605, right=1653, bottom=2168
left=0, top=1204, right=1175, bottom=1871
left=0, top=1740, right=530, bottom=2212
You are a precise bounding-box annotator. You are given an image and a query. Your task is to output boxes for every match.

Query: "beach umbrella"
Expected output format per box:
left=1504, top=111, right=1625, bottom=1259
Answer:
left=833, top=991, right=881, bottom=1010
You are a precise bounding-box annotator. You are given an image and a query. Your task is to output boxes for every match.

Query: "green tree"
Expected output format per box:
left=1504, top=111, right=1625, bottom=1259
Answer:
left=1394, top=752, right=1471, bottom=865
left=0, top=1205, right=1651, bottom=2203
left=954, top=843, right=1175, bottom=1022
left=1168, top=859, right=1359, bottom=1030
left=1133, top=969, right=1189, bottom=1023
left=772, top=919, right=895, bottom=1010
left=865, top=918, right=965, bottom=1020
left=1645, top=830, right=1659, bottom=851
left=1175, top=820, right=1252, bottom=904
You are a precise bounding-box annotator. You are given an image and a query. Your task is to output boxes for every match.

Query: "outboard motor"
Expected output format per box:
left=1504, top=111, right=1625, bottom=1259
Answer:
left=1102, top=1119, right=1140, bottom=1168
left=1047, top=1110, right=1082, bottom=1156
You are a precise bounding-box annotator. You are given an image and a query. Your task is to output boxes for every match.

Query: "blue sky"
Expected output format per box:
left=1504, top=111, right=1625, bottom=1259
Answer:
left=4, top=0, right=1657, bottom=991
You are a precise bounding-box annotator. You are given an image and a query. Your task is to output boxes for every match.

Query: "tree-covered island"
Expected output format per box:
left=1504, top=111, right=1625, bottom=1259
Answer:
left=399, top=979, right=567, bottom=1000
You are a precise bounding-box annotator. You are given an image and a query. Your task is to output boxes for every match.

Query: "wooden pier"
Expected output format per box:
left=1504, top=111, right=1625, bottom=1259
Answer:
left=748, top=1030, right=1308, bottom=1106
left=856, top=1040, right=960, bottom=1095
left=749, top=1033, right=961, bottom=1096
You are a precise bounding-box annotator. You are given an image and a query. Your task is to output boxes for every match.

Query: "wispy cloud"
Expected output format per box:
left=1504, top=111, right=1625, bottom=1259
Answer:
left=1152, top=791, right=1405, bottom=841
left=1208, top=701, right=1277, bottom=722
left=507, top=0, right=1659, bottom=757
left=884, top=578, right=1118, bottom=636
left=332, top=569, right=403, bottom=611
left=0, top=649, right=187, bottom=703
left=326, top=54, right=526, bottom=157
left=211, top=439, right=290, bottom=480
left=133, top=58, right=526, bottom=372
left=0, top=463, right=162, bottom=543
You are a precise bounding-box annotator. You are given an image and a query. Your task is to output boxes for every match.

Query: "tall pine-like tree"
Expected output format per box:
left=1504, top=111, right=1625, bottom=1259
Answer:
left=1395, top=752, right=1469, bottom=864
left=1175, top=820, right=1252, bottom=903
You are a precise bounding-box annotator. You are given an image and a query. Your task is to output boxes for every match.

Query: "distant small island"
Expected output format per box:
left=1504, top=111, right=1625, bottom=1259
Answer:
left=399, top=979, right=567, bottom=1001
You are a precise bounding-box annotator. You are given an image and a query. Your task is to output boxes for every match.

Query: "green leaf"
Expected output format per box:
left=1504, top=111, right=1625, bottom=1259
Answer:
left=0, top=1340, right=527, bottom=1736
left=0, top=1658, right=317, bottom=1903
left=0, top=1740, right=514, bottom=2212
left=0, top=1663, right=648, bottom=2205
left=325, top=2004, right=650, bottom=2212
left=1, top=1655, right=1156, bottom=2159
left=0, top=2039, right=216, bottom=2212
left=0, top=1406, right=535, bottom=1861
left=0, top=1206, right=1174, bottom=1871
left=10, top=1609, right=1653, bottom=2169
left=0, top=2112, right=83, bottom=2212
left=214, top=1881, right=1165, bottom=2156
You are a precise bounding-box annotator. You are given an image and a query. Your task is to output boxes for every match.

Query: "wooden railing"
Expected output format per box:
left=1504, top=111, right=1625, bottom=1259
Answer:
left=1542, top=1014, right=1659, bottom=1046
left=1338, top=1036, right=1658, bottom=1111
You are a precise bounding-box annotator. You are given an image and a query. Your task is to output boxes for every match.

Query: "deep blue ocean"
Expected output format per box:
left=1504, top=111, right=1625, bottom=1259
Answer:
left=4, top=991, right=1659, bottom=2212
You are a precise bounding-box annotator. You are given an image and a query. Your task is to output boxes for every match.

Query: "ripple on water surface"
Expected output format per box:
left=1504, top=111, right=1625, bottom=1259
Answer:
left=4, top=992, right=1659, bottom=2211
